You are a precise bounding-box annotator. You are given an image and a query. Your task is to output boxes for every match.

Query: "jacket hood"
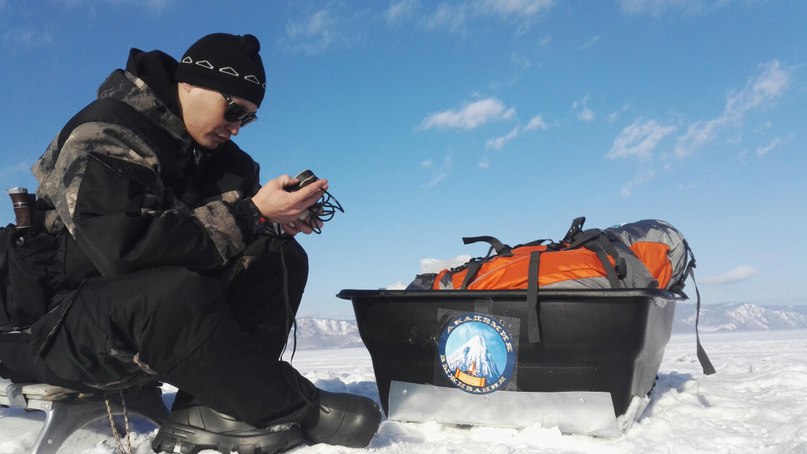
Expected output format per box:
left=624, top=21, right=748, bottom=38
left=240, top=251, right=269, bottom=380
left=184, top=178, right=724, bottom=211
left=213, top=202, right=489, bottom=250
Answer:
left=96, top=49, right=190, bottom=146
left=126, top=48, right=182, bottom=115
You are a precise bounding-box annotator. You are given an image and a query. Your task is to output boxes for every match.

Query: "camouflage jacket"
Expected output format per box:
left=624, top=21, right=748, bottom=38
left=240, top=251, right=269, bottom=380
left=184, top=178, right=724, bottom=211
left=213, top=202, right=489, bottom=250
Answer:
left=32, top=53, right=260, bottom=281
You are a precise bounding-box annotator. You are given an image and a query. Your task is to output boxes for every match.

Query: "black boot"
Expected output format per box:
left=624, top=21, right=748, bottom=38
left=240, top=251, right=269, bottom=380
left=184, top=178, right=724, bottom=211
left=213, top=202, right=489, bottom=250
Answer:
left=302, top=389, right=382, bottom=448
left=152, top=405, right=303, bottom=454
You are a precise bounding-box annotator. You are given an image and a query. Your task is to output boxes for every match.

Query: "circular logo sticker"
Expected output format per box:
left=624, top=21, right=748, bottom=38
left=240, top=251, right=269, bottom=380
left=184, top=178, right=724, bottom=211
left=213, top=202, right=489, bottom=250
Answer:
left=438, top=313, right=516, bottom=394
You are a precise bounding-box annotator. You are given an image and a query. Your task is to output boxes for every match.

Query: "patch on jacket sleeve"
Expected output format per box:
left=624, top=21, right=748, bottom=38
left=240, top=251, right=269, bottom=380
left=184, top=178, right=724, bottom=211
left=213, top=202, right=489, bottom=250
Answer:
left=193, top=200, right=245, bottom=261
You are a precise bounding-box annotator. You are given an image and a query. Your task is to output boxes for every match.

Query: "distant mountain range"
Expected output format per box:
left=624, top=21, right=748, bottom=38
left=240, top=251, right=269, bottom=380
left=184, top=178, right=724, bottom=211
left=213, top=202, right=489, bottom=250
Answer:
left=674, top=302, right=807, bottom=333
left=289, top=318, right=364, bottom=350
left=292, top=302, right=807, bottom=350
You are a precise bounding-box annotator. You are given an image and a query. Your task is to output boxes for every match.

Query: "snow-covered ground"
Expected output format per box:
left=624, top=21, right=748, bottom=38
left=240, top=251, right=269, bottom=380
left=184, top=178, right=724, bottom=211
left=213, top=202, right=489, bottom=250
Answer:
left=1, top=329, right=806, bottom=453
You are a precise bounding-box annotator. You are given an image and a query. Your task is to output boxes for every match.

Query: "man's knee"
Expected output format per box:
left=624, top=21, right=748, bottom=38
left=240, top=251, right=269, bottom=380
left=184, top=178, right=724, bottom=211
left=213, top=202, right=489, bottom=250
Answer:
left=124, top=268, right=227, bottom=369
left=236, top=237, right=309, bottom=286
left=78, top=267, right=227, bottom=372
left=138, top=267, right=225, bottom=321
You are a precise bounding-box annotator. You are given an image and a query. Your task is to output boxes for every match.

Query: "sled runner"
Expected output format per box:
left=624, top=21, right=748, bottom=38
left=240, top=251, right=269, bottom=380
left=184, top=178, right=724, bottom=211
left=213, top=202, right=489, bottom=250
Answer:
left=0, top=377, right=168, bottom=454
left=338, top=218, right=714, bottom=437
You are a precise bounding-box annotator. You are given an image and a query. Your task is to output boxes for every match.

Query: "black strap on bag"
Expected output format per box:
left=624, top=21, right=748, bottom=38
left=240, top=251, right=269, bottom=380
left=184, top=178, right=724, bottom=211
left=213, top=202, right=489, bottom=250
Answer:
left=680, top=240, right=716, bottom=375
left=459, top=236, right=513, bottom=290
left=462, top=236, right=513, bottom=257
left=561, top=216, right=587, bottom=244
left=459, top=261, right=484, bottom=290
left=557, top=217, right=627, bottom=286
left=526, top=250, right=542, bottom=343
left=525, top=217, right=628, bottom=343
left=459, top=236, right=553, bottom=287
left=585, top=242, right=625, bottom=288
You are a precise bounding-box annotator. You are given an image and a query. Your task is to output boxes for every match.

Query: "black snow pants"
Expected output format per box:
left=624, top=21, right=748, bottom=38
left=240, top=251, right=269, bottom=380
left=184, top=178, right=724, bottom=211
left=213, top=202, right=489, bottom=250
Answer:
left=0, top=236, right=315, bottom=427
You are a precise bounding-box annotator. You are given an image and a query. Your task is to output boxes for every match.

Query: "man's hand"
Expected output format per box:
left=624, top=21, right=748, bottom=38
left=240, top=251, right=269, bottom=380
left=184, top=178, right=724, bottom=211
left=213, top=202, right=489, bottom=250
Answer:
left=251, top=174, right=329, bottom=235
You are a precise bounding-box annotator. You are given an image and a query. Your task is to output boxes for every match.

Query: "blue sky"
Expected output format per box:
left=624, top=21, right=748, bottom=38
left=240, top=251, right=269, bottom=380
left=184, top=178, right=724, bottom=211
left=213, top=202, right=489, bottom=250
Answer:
left=1, top=1, right=804, bottom=319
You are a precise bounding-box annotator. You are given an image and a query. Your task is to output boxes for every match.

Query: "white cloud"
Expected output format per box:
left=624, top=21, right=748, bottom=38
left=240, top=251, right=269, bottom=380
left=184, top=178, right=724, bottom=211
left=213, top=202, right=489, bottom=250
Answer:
left=572, top=95, right=595, bottom=122
left=672, top=117, right=724, bottom=158
left=2, top=27, right=54, bottom=50
left=605, top=105, right=631, bottom=123
left=144, top=0, right=169, bottom=11
left=423, top=0, right=554, bottom=33
left=285, top=9, right=337, bottom=52
left=422, top=153, right=453, bottom=188
left=478, top=157, right=491, bottom=169
left=385, top=0, right=419, bottom=24
left=608, top=61, right=789, bottom=197
left=509, top=51, right=532, bottom=69
left=618, top=0, right=732, bottom=17
left=578, top=35, right=600, bottom=50
left=607, top=119, right=677, bottom=159
left=418, top=98, right=515, bottom=130
left=56, top=0, right=169, bottom=13
left=484, top=114, right=548, bottom=150
left=754, top=136, right=790, bottom=157
left=724, top=60, right=790, bottom=119
left=419, top=255, right=473, bottom=273
left=675, top=60, right=790, bottom=158
left=423, top=2, right=469, bottom=32
left=385, top=281, right=407, bottom=290
left=482, top=0, right=554, bottom=17
left=283, top=5, right=365, bottom=54
left=525, top=114, right=548, bottom=131
left=619, top=169, right=656, bottom=196
left=701, top=265, right=760, bottom=285
left=485, top=126, right=520, bottom=150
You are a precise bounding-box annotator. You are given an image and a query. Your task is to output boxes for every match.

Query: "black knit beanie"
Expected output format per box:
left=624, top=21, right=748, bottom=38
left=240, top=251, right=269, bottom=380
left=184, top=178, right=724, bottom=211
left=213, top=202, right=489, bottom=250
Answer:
left=175, top=33, right=266, bottom=107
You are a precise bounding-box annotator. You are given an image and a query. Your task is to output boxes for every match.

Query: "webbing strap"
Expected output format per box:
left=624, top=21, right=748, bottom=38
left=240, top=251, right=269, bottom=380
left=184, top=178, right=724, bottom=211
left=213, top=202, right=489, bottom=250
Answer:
left=460, top=260, right=484, bottom=290
left=586, top=242, right=621, bottom=288
left=565, top=229, right=603, bottom=250
left=595, top=233, right=628, bottom=278
left=561, top=216, right=586, bottom=243
left=459, top=236, right=512, bottom=289
left=691, top=271, right=716, bottom=375
left=462, top=236, right=513, bottom=257
left=681, top=242, right=716, bottom=375
left=566, top=228, right=626, bottom=287
left=526, top=250, right=541, bottom=343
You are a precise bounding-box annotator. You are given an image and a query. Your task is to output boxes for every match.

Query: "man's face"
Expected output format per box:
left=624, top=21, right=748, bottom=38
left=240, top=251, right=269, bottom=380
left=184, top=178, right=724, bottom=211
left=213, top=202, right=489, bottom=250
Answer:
left=178, top=83, right=258, bottom=150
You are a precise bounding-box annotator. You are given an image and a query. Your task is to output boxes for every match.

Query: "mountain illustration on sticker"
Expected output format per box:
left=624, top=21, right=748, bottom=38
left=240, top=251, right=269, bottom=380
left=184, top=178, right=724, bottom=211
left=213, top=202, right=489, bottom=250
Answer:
left=446, top=334, right=502, bottom=387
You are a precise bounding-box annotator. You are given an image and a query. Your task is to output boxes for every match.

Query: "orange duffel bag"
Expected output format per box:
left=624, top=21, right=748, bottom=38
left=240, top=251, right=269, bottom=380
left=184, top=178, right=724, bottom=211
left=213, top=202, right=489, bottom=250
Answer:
left=407, top=217, right=692, bottom=293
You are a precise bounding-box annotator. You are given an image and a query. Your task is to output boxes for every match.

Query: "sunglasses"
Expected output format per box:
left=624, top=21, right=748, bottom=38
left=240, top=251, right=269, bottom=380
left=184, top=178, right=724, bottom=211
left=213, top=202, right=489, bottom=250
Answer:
left=220, top=93, right=258, bottom=126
